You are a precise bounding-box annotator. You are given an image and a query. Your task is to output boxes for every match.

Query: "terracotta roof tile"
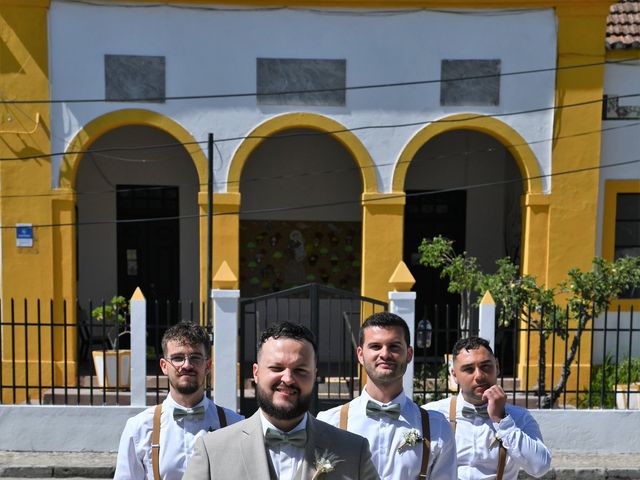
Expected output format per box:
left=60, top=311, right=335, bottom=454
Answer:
left=607, top=1, right=640, bottom=49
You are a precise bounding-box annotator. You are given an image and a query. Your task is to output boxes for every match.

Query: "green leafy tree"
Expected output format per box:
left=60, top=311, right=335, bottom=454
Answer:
left=419, top=235, right=640, bottom=407
left=91, top=295, right=130, bottom=350
left=418, top=236, right=483, bottom=335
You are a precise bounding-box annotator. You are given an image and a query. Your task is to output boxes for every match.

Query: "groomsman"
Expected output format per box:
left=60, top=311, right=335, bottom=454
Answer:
left=424, top=336, right=551, bottom=480
left=318, top=312, right=456, bottom=480
left=115, top=321, right=243, bottom=480
left=184, top=321, right=380, bottom=480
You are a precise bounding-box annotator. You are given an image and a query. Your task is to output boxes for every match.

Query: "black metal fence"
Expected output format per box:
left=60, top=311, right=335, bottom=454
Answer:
left=413, top=304, right=639, bottom=409
left=2, top=296, right=638, bottom=409
left=0, top=297, right=203, bottom=406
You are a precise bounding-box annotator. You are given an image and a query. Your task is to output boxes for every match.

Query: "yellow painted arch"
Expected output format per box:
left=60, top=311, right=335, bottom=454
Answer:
left=392, top=113, right=544, bottom=194
left=59, top=109, right=207, bottom=189
left=227, top=112, right=377, bottom=193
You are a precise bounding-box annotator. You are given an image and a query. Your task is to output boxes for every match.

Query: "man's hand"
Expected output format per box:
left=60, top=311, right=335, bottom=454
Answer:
left=482, top=385, right=506, bottom=422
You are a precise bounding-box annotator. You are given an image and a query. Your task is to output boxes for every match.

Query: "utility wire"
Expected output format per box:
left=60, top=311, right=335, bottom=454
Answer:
left=2, top=58, right=636, bottom=105
left=3, top=156, right=638, bottom=230
left=1, top=115, right=639, bottom=201
left=3, top=92, right=639, bottom=162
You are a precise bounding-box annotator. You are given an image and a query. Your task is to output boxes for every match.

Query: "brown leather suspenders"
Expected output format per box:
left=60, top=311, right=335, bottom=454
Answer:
left=338, top=401, right=431, bottom=479
left=151, top=403, right=228, bottom=480
left=449, top=396, right=507, bottom=480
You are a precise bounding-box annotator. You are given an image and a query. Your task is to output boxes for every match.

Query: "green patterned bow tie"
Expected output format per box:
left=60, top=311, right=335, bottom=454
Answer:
left=366, top=400, right=401, bottom=420
left=173, top=405, right=205, bottom=421
left=264, top=428, right=308, bottom=448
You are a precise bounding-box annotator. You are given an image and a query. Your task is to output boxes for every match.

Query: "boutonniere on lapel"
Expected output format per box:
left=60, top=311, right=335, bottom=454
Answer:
left=312, top=449, right=343, bottom=479
left=397, top=428, right=424, bottom=453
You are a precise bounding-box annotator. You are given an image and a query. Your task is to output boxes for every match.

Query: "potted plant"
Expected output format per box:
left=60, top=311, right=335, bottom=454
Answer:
left=90, top=295, right=131, bottom=388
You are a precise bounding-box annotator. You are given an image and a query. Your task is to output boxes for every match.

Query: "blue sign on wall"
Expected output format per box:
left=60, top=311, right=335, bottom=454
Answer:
left=16, top=223, right=33, bottom=248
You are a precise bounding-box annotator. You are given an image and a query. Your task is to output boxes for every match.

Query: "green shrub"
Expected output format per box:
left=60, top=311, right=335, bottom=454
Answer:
left=579, top=355, right=640, bottom=408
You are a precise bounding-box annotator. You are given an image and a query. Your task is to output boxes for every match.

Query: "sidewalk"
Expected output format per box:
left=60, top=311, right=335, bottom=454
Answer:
left=0, top=451, right=640, bottom=479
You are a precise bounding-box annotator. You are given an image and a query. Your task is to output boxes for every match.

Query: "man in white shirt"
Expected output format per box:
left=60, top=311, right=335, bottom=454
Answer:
left=184, top=321, right=380, bottom=479
left=317, top=312, right=456, bottom=480
left=424, top=336, right=551, bottom=480
left=114, top=321, right=243, bottom=480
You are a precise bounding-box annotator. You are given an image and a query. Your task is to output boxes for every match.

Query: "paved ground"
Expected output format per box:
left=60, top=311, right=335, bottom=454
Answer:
left=1, top=450, right=640, bottom=479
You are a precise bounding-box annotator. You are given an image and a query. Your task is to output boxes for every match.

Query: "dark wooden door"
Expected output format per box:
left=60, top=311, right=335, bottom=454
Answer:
left=117, top=185, right=180, bottom=352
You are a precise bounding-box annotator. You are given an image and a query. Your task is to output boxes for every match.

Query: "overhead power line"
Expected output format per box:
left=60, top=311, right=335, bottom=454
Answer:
left=1, top=58, right=636, bottom=105
left=2, top=92, right=639, bottom=163
left=2, top=156, right=638, bottom=230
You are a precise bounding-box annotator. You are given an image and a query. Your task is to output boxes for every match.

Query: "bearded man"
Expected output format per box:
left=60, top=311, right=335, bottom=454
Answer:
left=115, top=321, right=243, bottom=480
left=184, top=321, right=379, bottom=480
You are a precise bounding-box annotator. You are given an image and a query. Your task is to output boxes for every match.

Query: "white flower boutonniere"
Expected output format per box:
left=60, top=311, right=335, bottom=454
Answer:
left=397, top=428, right=424, bottom=453
left=313, top=449, right=343, bottom=479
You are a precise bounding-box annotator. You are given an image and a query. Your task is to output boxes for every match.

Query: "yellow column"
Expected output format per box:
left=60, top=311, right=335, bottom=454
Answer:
left=0, top=1, right=53, bottom=403
left=528, top=5, right=609, bottom=398
left=199, top=192, right=241, bottom=303
left=361, top=193, right=405, bottom=303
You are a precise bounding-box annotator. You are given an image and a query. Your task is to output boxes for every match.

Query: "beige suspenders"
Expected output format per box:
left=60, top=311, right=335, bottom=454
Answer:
left=449, top=396, right=507, bottom=480
left=338, top=401, right=431, bottom=479
left=151, top=403, right=228, bottom=480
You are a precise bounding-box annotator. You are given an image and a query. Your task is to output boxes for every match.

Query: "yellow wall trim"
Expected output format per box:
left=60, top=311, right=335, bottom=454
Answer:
left=108, top=0, right=611, bottom=9
left=602, top=179, right=640, bottom=311
left=0, top=1, right=49, bottom=7
left=606, top=50, right=640, bottom=62
left=227, top=112, right=377, bottom=193
left=59, top=109, right=208, bottom=191
left=361, top=192, right=405, bottom=207
left=392, top=113, right=544, bottom=194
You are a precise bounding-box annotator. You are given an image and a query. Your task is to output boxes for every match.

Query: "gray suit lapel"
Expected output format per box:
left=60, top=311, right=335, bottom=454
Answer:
left=240, top=411, right=274, bottom=479
left=295, top=415, right=322, bottom=480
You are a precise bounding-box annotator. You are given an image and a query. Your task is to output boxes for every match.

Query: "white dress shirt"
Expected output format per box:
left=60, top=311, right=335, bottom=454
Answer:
left=424, top=396, right=551, bottom=480
left=259, top=411, right=308, bottom=480
left=317, top=387, right=457, bottom=480
left=114, top=393, right=243, bottom=480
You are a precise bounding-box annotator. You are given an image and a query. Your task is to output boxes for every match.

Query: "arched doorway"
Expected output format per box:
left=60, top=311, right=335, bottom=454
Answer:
left=403, top=129, right=523, bottom=373
left=75, top=125, right=200, bottom=355
left=238, top=127, right=363, bottom=296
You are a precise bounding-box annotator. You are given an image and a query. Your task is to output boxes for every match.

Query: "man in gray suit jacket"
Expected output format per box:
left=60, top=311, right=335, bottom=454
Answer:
left=183, top=322, right=379, bottom=480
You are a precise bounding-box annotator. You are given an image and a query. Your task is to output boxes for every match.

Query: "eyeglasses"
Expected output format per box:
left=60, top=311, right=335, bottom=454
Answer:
left=165, top=354, right=207, bottom=368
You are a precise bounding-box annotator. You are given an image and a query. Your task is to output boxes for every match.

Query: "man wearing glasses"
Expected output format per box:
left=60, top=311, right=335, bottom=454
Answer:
left=115, top=321, right=243, bottom=480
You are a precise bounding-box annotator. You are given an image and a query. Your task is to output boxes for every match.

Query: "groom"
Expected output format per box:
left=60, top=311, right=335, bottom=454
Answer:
left=183, top=321, right=379, bottom=480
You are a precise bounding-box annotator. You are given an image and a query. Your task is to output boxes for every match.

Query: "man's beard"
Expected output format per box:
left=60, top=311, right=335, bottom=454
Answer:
left=364, top=359, right=407, bottom=385
left=256, top=383, right=312, bottom=421
left=171, top=375, right=200, bottom=395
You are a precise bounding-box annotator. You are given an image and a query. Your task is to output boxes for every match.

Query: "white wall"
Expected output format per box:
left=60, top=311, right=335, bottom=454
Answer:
left=49, top=3, right=557, bottom=193
left=597, top=60, right=640, bottom=255
left=1, top=405, right=638, bottom=454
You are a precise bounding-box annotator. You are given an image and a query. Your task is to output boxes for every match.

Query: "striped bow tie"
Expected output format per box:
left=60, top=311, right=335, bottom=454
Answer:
left=461, top=405, right=489, bottom=418
left=366, top=400, right=401, bottom=420
left=173, top=405, right=205, bottom=421
left=264, top=428, right=307, bottom=448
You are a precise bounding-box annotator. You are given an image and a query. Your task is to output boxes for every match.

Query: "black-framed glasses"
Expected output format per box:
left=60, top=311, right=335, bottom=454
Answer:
left=165, top=354, right=207, bottom=368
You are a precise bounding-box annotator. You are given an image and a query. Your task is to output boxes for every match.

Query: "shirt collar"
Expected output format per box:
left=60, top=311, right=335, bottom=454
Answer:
left=361, top=385, right=407, bottom=410
left=165, top=392, right=209, bottom=411
left=259, top=409, right=308, bottom=435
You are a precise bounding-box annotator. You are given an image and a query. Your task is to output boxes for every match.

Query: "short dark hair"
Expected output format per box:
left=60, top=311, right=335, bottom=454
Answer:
left=452, top=336, right=494, bottom=360
left=161, top=321, right=211, bottom=357
left=358, top=311, right=411, bottom=347
left=257, top=321, right=318, bottom=359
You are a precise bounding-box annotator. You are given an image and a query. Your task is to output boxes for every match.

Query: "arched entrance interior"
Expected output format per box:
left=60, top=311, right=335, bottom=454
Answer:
left=239, top=127, right=363, bottom=296
left=404, top=129, right=523, bottom=374
left=75, top=125, right=200, bottom=357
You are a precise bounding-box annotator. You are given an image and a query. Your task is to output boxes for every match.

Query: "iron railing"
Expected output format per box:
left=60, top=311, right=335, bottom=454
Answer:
left=413, top=304, right=639, bottom=409
left=0, top=297, right=203, bottom=405
left=1, top=296, right=638, bottom=409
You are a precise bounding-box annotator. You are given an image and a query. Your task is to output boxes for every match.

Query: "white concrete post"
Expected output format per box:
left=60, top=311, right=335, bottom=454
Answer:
left=389, top=290, right=416, bottom=398
left=478, top=290, right=496, bottom=351
left=212, top=288, right=240, bottom=411
left=130, top=288, right=147, bottom=407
